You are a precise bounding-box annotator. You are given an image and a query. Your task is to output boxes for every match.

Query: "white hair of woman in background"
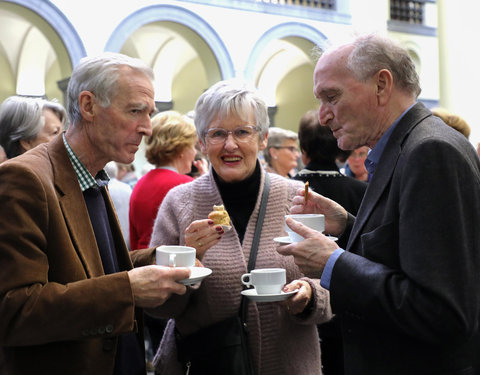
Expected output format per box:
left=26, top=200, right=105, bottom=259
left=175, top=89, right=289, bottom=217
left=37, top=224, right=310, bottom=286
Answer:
left=0, top=96, right=66, bottom=159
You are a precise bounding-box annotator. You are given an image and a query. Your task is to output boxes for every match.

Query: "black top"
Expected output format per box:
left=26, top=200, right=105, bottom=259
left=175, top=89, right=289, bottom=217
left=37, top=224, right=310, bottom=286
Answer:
left=213, top=162, right=261, bottom=244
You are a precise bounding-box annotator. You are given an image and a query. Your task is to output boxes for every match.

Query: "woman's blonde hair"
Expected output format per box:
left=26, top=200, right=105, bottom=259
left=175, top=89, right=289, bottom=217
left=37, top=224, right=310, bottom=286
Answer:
left=431, top=107, right=471, bottom=139
left=145, top=110, right=197, bottom=166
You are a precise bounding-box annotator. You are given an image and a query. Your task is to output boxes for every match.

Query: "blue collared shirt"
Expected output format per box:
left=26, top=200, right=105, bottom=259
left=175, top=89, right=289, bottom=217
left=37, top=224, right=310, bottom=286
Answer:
left=320, top=103, right=415, bottom=290
left=365, top=103, right=416, bottom=177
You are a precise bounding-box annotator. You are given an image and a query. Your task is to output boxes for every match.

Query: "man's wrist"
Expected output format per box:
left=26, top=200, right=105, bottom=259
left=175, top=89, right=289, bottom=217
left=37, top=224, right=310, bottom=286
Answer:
left=320, top=248, right=345, bottom=290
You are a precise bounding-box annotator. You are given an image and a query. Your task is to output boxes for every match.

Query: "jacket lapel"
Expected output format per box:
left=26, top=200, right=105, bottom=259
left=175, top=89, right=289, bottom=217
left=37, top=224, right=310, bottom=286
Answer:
left=48, top=135, right=105, bottom=277
left=346, top=102, right=432, bottom=251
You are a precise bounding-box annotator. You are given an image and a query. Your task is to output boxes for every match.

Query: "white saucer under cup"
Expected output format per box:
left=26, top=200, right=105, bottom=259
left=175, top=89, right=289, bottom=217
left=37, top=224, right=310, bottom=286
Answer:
left=178, top=267, right=212, bottom=285
left=274, top=234, right=338, bottom=244
left=241, top=288, right=298, bottom=303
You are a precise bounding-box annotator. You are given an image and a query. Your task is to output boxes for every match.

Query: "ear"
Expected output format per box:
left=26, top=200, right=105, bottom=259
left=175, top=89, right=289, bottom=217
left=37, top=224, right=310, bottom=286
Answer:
left=199, top=139, right=207, bottom=154
left=78, top=91, right=96, bottom=122
left=19, top=138, right=33, bottom=152
left=375, top=69, right=393, bottom=106
left=258, top=132, right=268, bottom=151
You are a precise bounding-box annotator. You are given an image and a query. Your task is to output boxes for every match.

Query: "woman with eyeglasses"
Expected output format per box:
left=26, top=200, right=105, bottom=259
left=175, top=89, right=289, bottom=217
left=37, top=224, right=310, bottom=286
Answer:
left=148, top=79, right=332, bottom=375
left=345, top=146, right=370, bottom=182
left=263, top=127, right=300, bottom=178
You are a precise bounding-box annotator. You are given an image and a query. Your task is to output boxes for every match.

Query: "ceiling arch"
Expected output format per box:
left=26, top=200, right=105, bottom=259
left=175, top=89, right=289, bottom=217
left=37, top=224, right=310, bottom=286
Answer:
left=0, top=0, right=86, bottom=101
left=1, top=0, right=86, bottom=71
left=105, top=4, right=234, bottom=80
left=244, top=21, right=328, bottom=84
left=244, top=22, right=328, bottom=130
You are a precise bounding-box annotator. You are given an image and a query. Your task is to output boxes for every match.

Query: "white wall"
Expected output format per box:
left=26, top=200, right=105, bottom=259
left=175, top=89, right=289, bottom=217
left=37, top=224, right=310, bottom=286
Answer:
left=438, top=0, right=480, bottom=148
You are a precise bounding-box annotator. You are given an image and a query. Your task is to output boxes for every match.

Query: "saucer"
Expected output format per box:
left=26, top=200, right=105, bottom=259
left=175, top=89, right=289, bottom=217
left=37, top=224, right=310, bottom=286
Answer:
left=178, top=267, right=212, bottom=285
left=241, top=288, right=298, bottom=303
left=273, top=235, right=338, bottom=244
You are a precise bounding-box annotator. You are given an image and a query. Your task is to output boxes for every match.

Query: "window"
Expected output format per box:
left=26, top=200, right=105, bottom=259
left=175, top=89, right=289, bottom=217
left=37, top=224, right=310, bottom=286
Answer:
left=390, top=0, right=425, bottom=24
left=255, top=0, right=336, bottom=10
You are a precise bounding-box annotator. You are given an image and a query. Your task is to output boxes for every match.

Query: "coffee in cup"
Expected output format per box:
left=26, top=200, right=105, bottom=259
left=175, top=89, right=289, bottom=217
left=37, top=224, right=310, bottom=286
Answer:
left=241, top=268, right=286, bottom=295
left=156, top=245, right=196, bottom=267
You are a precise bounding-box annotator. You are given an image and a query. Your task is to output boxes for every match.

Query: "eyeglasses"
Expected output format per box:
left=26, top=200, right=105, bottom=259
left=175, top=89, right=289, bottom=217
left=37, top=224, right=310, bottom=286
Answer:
left=204, top=125, right=258, bottom=145
left=349, top=151, right=368, bottom=159
left=274, top=146, right=299, bottom=153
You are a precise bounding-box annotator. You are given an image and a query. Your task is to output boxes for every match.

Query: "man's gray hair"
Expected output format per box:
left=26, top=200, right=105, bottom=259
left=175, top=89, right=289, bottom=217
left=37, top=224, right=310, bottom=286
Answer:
left=67, top=52, right=154, bottom=126
left=346, top=34, right=421, bottom=98
left=194, top=79, right=269, bottom=143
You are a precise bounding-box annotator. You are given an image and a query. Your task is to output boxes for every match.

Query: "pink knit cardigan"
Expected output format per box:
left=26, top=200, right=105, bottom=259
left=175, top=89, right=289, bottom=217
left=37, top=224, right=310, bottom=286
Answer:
left=149, top=167, right=332, bottom=375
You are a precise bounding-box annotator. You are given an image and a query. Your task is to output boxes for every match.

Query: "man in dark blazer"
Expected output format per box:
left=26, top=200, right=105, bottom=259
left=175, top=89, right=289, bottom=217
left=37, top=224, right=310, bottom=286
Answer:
left=278, top=34, right=480, bottom=374
left=0, top=53, right=190, bottom=374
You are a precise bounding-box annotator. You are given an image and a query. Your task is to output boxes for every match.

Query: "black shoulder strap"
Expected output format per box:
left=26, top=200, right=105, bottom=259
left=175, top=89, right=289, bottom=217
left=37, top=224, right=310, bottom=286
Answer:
left=247, top=173, right=270, bottom=272
left=241, top=173, right=270, bottom=321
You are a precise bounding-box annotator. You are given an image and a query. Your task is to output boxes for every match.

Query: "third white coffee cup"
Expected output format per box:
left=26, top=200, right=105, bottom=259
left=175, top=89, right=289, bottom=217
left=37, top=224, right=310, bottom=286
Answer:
left=241, top=268, right=286, bottom=295
left=285, top=213, right=325, bottom=242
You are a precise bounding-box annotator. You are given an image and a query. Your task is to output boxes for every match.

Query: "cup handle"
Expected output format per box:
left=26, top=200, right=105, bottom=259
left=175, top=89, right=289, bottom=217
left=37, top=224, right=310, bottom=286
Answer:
left=241, top=273, right=251, bottom=287
left=169, top=254, right=176, bottom=267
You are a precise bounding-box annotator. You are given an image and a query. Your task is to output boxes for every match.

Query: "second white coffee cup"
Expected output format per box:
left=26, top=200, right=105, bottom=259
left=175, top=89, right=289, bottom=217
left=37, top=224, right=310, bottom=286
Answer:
left=156, top=245, right=196, bottom=267
left=241, top=268, right=286, bottom=295
left=285, top=213, right=325, bottom=242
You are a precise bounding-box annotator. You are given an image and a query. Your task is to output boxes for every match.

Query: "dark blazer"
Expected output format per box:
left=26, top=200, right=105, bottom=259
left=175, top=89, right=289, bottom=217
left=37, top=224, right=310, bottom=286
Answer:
left=331, top=103, right=480, bottom=374
left=0, top=134, right=154, bottom=374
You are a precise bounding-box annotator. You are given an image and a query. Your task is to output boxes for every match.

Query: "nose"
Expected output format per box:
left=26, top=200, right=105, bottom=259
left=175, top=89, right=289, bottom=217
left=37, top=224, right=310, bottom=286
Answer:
left=224, top=133, right=238, bottom=150
left=139, top=115, right=152, bottom=137
left=318, top=104, right=333, bottom=126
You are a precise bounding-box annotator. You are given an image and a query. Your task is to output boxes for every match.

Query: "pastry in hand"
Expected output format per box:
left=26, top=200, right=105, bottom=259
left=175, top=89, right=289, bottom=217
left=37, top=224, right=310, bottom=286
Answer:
left=208, top=204, right=231, bottom=229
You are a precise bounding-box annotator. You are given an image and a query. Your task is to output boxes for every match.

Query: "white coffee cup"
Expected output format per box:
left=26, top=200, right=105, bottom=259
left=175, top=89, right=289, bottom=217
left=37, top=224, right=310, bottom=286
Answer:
left=241, top=268, right=286, bottom=295
left=156, top=245, right=196, bottom=267
left=285, top=214, right=325, bottom=242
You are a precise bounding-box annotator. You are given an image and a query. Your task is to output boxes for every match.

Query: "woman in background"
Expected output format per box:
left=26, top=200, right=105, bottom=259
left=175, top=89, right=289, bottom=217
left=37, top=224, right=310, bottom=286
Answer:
left=129, top=110, right=204, bottom=250
left=345, top=146, right=370, bottom=182
left=0, top=96, right=66, bottom=159
left=263, top=127, right=299, bottom=178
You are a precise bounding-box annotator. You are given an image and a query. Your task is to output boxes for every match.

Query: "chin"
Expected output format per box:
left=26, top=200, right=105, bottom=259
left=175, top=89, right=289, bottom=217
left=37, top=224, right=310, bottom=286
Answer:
left=118, top=155, right=135, bottom=165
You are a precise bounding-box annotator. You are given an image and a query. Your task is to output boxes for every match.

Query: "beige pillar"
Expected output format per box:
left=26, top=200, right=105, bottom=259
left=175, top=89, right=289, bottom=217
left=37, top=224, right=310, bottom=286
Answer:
left=437, top=0, right=480, bottom=146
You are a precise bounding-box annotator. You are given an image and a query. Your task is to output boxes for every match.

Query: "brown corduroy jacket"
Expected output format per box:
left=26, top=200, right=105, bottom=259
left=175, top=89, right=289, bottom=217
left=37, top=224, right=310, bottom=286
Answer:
left=0, top=134, right=154, bottom=375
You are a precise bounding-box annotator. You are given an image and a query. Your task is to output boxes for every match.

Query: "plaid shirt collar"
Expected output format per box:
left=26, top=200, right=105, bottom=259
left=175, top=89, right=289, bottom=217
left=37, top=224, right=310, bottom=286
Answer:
left=62, top=133, right=109, bottom=191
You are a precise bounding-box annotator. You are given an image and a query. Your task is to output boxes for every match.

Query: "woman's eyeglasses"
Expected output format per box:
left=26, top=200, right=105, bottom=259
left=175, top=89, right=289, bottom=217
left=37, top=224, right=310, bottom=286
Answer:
left=274, top=146, right=299, bottom=153
left=205, top=125, right=258, bottom=145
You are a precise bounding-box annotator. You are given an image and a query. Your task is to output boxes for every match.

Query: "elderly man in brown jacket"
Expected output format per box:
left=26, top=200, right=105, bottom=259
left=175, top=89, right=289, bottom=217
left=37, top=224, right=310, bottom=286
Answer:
left=0, top=53, right=190, bottom=375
